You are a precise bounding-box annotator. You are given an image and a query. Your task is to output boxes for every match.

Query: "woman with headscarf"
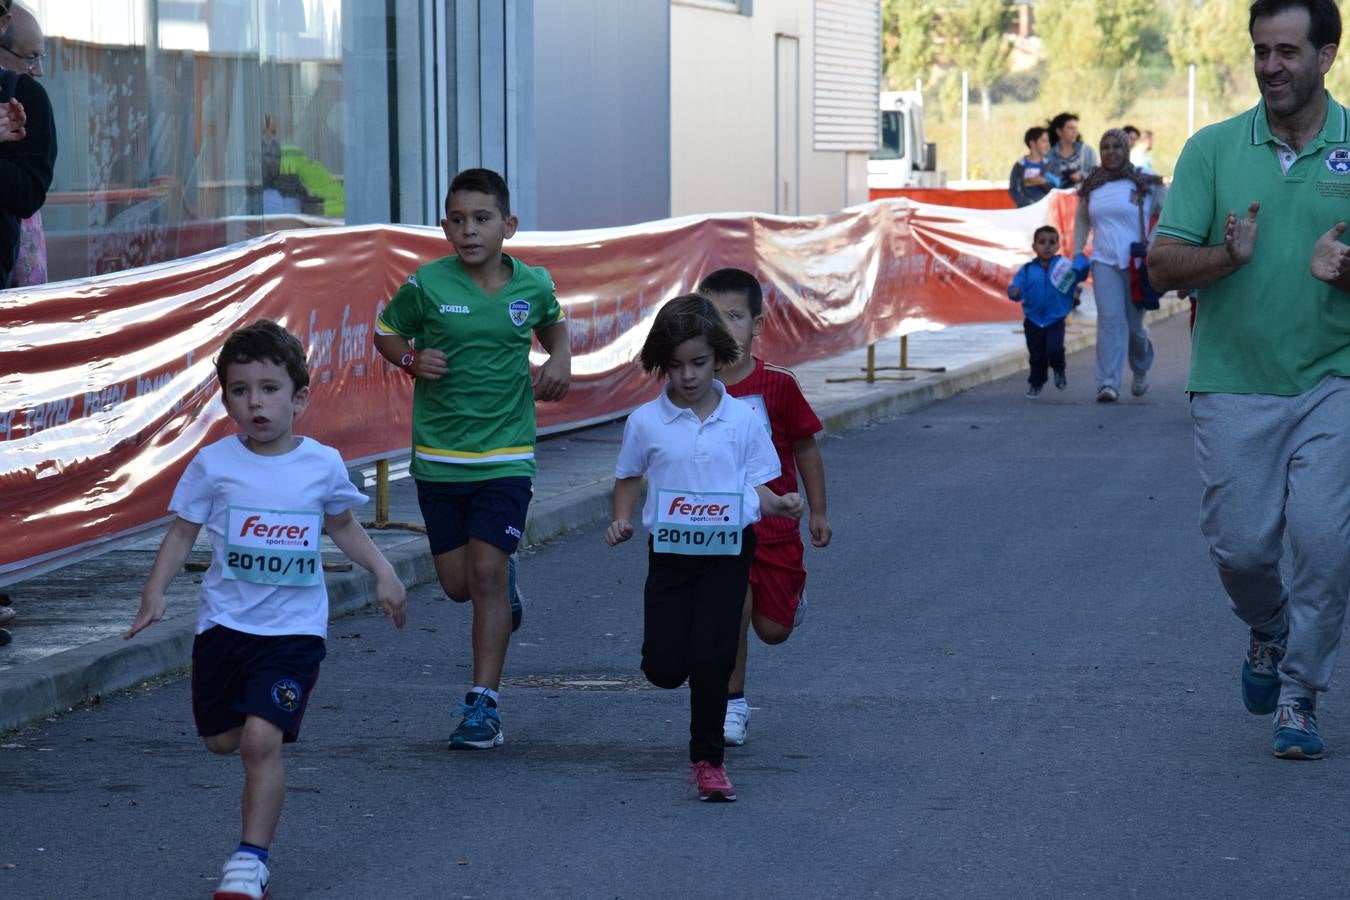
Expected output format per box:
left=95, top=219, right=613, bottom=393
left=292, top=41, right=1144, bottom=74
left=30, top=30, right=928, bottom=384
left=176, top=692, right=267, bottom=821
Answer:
left=1074, top=128, right=1167, bottom=402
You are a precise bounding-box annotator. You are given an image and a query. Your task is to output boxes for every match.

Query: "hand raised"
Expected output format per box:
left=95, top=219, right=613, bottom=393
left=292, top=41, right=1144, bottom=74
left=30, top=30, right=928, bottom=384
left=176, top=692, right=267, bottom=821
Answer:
left=1311, top=222, right=1350, bottom=284
left=1225, top=202, right=1260, bottom=266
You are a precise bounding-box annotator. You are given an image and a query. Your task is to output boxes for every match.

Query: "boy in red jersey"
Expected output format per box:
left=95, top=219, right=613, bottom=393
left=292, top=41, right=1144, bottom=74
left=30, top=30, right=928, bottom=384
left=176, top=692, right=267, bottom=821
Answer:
left=699, top=268, right=831, bottom=746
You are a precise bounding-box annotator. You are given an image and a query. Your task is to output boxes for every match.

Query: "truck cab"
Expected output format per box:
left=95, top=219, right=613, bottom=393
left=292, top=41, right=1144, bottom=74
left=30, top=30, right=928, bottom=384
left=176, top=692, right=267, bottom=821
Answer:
left=868, top=91, right=939, bottom=189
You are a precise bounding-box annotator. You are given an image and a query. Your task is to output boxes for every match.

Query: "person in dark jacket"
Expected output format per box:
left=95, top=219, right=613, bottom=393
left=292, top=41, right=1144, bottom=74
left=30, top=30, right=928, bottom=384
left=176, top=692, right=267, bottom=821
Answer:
left=1008, top=126, right=1059, bottom=207
left=0, top=0, right=55, bottom=289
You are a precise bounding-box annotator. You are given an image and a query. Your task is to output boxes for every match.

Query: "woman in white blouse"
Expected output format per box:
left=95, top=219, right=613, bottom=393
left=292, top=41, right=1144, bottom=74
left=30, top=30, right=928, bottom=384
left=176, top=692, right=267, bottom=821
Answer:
left=1074, top=128, right=1168, bottom=402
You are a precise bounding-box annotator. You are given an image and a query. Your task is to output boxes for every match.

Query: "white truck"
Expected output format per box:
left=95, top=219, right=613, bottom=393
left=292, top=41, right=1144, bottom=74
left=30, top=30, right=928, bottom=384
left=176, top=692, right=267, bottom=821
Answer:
left=867, top=91, right=940, bottom=189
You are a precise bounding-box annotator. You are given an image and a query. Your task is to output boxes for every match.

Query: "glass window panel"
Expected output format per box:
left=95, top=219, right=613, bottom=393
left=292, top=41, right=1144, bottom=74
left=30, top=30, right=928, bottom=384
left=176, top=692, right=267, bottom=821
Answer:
left=22, top=0, right=393, bottom=284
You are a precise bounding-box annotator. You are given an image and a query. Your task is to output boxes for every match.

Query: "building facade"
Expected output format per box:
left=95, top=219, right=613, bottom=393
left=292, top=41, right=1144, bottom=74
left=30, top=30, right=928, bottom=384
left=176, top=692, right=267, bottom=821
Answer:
left=21, top=0, right=875, bottom=284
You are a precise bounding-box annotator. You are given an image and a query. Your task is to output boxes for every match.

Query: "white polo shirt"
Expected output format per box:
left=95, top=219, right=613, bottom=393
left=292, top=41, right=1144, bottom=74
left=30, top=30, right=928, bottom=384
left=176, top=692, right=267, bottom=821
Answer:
left=616, top=382, right=780, bottom=548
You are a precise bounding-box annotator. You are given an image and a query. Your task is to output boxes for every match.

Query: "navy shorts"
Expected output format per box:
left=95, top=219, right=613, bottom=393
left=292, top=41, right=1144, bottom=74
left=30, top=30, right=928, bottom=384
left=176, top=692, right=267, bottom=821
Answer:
left=416, top=476, right=532, bottom=555
left=191, top=625, right=326, bottom=743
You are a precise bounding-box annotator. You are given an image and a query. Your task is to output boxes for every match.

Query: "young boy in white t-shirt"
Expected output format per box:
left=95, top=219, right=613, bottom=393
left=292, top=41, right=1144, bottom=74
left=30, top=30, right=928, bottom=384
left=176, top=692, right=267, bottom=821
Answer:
left=125, top=319, right=406, bottom=900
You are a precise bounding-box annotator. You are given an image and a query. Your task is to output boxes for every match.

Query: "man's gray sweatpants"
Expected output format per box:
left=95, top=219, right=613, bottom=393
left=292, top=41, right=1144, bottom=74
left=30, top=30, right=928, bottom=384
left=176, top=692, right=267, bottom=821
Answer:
left=1192, top=376, right=1350, bottom=703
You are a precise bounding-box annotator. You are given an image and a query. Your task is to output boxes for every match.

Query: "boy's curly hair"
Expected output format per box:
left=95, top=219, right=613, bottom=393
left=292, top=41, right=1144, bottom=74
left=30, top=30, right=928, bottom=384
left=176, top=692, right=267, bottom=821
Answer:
left=215, top=319, right=309, bottom=391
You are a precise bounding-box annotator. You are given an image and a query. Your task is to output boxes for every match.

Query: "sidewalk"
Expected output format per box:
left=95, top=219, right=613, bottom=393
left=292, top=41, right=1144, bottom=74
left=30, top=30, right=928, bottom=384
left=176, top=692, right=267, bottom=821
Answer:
left=0, top=291, right=1185, bottom=734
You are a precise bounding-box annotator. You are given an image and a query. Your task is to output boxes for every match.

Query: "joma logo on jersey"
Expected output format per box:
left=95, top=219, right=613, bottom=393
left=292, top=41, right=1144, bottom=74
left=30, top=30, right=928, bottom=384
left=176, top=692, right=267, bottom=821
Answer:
left=508, top=299, right=531, bottom=326
left=440, top=304, right=471, bottom=314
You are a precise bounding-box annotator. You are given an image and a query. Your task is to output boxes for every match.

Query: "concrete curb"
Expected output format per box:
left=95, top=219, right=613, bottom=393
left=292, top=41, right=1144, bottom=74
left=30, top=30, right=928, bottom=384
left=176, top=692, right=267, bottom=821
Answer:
left=0, top=299, right=1187, bottom=734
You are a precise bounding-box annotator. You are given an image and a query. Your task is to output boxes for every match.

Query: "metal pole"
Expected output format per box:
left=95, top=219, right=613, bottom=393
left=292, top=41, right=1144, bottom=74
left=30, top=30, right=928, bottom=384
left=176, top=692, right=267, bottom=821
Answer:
left=1188, top=64, right=1196, bottom=137
left=375, top=459, right=390, bottom=525
left=960, top=70, right=969, bottom=183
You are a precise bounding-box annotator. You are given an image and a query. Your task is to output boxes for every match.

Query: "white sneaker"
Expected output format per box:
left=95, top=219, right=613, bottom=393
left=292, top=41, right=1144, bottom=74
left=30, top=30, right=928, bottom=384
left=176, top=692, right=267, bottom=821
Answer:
left=723, top=701, right=750, bottom=747
left=213, top=853, right=270, bottom=900
left=1130, top=372, right=1150, bottom=397
left=794, top=593, right=808, bottom=627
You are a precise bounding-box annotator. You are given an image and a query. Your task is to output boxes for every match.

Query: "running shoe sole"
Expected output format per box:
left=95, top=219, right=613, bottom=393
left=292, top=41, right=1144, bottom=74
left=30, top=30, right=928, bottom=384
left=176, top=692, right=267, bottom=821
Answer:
left=1273, top=743, right=1323, bottom=761
left=448, top=731, right=505, bottom=750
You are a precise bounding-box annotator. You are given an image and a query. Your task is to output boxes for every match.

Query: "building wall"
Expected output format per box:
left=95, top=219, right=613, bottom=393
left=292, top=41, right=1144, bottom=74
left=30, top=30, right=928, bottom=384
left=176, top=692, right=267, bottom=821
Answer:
left=670, top=0, right=873, bottom=217
left=528, top=0, right=671, bottom=230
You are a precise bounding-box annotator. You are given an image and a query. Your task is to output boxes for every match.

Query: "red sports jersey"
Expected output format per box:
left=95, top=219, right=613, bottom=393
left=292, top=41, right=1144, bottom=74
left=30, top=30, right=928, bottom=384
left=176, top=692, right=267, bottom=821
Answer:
left=725, top=357, right=822, bottom=544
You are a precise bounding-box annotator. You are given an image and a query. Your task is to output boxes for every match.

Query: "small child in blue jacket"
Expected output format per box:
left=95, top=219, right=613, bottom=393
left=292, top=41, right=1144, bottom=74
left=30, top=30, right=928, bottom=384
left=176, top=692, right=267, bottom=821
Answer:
left=1007, top=225, right=1089, bottom=397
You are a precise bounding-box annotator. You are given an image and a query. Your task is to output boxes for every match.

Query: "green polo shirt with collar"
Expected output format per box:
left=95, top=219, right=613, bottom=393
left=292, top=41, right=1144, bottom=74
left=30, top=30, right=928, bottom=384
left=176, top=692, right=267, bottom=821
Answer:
left=376, top=254, right=564, bottom=482
left=1156, top=94, right=1350, bottom=395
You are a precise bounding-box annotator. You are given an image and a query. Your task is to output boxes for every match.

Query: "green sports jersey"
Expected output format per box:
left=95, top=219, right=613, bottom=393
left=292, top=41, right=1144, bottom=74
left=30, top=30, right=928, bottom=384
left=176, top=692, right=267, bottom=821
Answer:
left=1156, top=95, right=1350, bottom=395
left=377, top=254, right=564, bottom=482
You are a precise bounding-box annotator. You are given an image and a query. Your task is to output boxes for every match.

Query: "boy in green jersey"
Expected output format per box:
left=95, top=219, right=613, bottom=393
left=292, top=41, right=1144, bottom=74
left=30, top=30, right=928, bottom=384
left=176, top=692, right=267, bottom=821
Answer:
left=375, top=168, right=570, bottom=749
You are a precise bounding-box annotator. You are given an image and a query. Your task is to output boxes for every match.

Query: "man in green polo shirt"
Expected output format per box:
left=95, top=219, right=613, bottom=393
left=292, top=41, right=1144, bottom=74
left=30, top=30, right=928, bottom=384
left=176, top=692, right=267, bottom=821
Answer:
left=1150, top=0, right=1350, bottom=760
left=375, top=168, right=570, bottom=750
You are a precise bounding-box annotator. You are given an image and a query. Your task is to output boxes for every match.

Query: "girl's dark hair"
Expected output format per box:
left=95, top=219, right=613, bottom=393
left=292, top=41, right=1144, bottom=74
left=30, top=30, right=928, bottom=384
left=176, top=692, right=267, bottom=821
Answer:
left=639, top=294, right=741, bottom=375
left=1048, top=112, right=1079, bottom=142
left=216, top=319, right=310, bottom=391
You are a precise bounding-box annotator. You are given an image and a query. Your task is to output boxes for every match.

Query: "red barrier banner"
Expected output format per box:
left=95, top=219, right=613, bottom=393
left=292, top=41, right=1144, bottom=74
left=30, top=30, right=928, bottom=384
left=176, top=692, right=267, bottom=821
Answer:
left=0, top=198, right=1063, bottom=583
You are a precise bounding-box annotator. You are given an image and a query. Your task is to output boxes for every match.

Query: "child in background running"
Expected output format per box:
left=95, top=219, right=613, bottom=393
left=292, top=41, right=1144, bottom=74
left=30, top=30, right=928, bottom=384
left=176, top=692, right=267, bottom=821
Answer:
left=126, top=319, right=406, bottom=900
left=1007, top=225, right=1089, bottom=397
left=604, top=294, right=802, bottom=802
left=699, top=268, right=830, bottom=748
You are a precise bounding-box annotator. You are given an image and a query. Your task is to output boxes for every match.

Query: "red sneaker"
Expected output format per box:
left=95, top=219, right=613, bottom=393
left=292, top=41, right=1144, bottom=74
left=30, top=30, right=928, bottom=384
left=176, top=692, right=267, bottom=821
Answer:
left=688, top=761, right=737, bottom=802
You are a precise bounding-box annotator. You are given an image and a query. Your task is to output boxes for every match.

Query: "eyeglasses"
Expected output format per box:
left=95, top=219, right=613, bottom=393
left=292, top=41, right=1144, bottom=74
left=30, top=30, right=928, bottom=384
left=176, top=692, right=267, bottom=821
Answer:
left=0, top=46, right=42, bottom=75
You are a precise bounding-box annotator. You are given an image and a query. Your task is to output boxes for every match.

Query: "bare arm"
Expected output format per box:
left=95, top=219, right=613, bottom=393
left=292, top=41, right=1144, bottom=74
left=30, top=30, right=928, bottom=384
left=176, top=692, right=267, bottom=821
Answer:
left=324, top=510, right=406, bottom=628
left=373, top=332, right=447, bottom=380
left=792, top=436, right=831, bottom=548
left=125, top=517, right=202, bottom=639
left=1073, top=197, right=1090, bottom=256
left=533, top=320, right=572, bottom=402
left=604, top=476, right=642, bottom=546
left=1147, top=202, right=1259, bottom=292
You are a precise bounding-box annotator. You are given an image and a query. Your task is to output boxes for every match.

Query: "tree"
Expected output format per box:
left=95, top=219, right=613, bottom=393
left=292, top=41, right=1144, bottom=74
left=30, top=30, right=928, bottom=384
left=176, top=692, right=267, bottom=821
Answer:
left=1039, top=0, right=1170, bottom=119
left=942, top=0, right=1012, bottom=119
left=882, top=0, right=937, bottom=91
left=1168, top=0, right=1255, bottom=114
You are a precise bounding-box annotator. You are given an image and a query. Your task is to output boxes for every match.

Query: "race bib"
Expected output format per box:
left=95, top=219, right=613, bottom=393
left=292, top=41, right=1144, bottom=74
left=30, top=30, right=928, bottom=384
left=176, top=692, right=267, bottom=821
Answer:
left=653, top=489, right=744, bottom=556
left=739, top=394, right=771, bottom=435
left=1049, top=256, right=1076, bottom=294
left=223, top=506, right=323, bottom=586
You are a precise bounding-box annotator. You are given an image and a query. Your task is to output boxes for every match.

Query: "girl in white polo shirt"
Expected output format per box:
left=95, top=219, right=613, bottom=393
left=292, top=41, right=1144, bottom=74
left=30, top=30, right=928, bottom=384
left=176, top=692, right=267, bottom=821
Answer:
left=605, top=294, right=803, bottom=802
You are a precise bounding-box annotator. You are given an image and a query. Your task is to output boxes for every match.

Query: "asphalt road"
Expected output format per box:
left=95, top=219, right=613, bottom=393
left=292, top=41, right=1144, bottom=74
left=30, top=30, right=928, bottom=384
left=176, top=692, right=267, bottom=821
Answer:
left=5, top=314, right=1350, bottom=899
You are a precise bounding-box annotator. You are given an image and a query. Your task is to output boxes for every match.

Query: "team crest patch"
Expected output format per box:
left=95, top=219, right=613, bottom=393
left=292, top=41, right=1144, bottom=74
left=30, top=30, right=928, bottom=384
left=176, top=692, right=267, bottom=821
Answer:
left=508, top=299, right=531, bottom=326
left=1326, top=148, right=1350, bottom=174
left=271, top=678, right=302, bottom=712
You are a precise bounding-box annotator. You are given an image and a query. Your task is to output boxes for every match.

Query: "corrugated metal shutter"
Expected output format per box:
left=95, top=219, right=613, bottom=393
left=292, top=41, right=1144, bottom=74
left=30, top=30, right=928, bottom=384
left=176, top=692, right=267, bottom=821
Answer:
left=813, top=0, right=880, bottom=151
